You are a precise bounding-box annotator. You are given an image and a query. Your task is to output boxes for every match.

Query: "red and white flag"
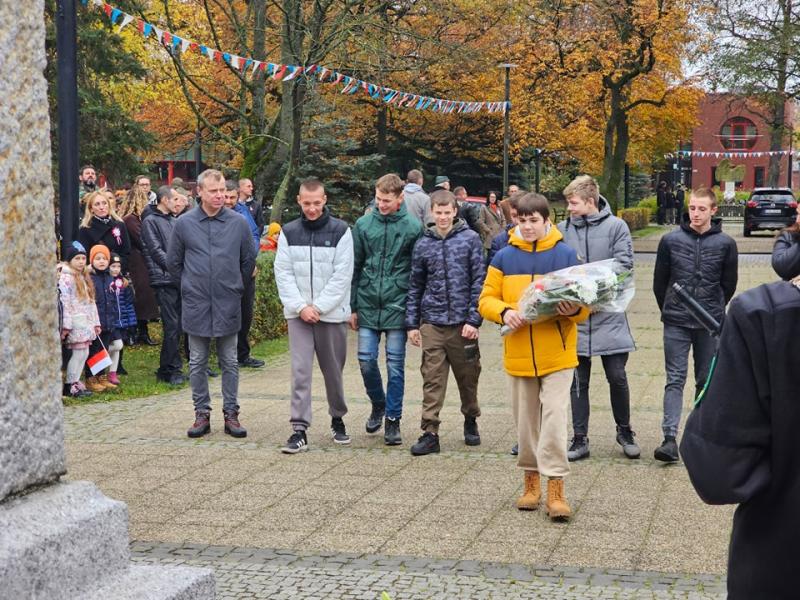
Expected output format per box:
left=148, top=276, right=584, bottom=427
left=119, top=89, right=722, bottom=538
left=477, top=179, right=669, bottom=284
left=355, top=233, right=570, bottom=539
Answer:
left=87, top=344, right=112, bottom=375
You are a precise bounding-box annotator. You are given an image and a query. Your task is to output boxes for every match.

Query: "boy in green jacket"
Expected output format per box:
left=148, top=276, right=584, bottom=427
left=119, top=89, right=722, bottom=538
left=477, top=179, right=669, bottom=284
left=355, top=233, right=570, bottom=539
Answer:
left=350, top=174, right=423, bottom=445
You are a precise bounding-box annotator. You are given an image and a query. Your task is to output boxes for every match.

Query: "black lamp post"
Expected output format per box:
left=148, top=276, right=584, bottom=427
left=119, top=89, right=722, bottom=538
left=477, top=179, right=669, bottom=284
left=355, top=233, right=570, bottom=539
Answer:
left=499, top=63, right=517, bottom=195
left=56, top=0, right=79, bottom=256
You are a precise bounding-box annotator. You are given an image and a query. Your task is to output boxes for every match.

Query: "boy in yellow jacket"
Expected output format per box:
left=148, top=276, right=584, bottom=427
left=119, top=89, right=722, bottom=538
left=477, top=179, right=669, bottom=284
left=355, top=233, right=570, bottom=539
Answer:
left=479, top=192, right=588, bottom=520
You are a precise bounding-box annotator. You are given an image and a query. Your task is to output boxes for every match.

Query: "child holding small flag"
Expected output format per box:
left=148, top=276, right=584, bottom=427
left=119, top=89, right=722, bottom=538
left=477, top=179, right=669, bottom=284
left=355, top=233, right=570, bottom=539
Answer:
left=86, top=245, right=125, bottom=391
left=58, top=241, right=100, bottom=398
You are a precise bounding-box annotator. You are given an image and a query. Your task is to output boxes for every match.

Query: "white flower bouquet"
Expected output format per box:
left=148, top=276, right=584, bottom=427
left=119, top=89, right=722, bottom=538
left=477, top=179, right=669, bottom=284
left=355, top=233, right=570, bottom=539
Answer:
left=501, top=259, right=634, bottom=335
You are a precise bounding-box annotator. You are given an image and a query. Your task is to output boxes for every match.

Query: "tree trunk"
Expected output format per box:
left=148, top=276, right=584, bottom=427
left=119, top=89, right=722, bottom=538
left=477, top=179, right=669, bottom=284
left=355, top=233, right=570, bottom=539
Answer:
left=377, top=106, right=388, bottom=170
left=600, top=88, right=629, bottom=211
left=767, top=97, right=786, bottom=187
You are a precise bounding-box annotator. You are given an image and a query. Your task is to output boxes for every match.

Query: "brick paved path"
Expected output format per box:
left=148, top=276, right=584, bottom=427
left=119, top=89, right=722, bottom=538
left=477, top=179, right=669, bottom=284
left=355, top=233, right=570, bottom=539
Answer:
left=131, top=542, right=725, bottom=599
left=64, top=255, right=777, bottom=597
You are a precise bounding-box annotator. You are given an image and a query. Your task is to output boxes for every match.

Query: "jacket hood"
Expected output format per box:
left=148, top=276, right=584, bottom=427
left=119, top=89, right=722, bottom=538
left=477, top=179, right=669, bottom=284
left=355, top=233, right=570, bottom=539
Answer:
left=567, top=195, right=612, bottom=228
left=404, top=183, right=423, bottom=194
left=372, top=202, right=410, bottom=223
left=680, top=212, right=723, bottom=237
left=424, top=218, right=468, bottom=240
left=508, top=222, right=563, bottom=252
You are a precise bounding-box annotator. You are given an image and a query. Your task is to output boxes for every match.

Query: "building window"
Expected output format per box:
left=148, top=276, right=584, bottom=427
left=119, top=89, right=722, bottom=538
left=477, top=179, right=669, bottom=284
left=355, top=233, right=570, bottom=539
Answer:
left=711, top=166, right=720, bottom=187
left=719, top=117, right=758, bottom=150
left=754, top=166, right=765, bottom=188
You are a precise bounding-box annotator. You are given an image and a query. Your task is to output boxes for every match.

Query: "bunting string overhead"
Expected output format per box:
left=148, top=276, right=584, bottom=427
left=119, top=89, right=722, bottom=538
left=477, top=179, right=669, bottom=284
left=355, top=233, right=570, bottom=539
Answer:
left=81, top=0, right=510, bottom=115
left=665, top=149, right=799, bottom=159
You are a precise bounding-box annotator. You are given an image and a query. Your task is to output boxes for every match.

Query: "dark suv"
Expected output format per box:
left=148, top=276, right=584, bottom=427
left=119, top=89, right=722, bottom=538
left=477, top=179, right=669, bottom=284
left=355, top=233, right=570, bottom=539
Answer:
left=743, top=188, right=797, bottom=236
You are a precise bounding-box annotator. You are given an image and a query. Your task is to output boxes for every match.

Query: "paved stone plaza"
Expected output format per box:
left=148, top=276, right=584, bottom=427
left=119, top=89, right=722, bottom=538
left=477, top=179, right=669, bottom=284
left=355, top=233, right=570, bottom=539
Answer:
left=64, top=229, right=777, bottom=598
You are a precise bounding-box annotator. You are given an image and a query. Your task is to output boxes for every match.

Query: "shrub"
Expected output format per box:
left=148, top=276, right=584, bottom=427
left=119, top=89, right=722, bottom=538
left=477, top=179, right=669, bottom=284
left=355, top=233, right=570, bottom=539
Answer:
left=251, top=252, right=288, bottom=342
left=637, top=196, right=657, bottom=216
left=617, top=207, right=651, bottom=231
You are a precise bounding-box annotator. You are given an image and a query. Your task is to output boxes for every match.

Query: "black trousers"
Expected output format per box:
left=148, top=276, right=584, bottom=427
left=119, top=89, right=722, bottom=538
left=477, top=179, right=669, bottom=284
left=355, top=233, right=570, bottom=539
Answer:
left=237, top=275, right=256, bottom=363
left=570, top=353, right=631, bottom=436
left=155, top=285, right=183, bottom=378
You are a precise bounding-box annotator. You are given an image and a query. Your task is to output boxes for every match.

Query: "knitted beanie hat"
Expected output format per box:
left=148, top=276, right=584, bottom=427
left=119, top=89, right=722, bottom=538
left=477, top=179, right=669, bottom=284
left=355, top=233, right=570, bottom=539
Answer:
left=64, top=241, right=87, bottom=262
left=89, top=244, right=111, bottom=265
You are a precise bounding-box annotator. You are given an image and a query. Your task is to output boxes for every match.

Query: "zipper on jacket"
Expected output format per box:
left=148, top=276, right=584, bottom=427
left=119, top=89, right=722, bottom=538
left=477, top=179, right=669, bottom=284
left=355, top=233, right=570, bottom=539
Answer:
left=441, top=237, right=452, bottom=323
left=378, top=219, right=388, bottom=327
left=528, top=243, right=539, bottom=376
left=309, top=231, right=315, bottom=301
left=555, top=320, right=567, bottom=351
left=583, top=219, right=592, bottom=355
left=692, top=235, right=701, bottom=298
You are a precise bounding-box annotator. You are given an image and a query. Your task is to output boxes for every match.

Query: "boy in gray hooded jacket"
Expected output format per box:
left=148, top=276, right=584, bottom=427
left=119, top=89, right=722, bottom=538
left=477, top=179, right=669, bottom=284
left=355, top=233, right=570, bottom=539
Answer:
left=558, top=175, right=640, bottom=461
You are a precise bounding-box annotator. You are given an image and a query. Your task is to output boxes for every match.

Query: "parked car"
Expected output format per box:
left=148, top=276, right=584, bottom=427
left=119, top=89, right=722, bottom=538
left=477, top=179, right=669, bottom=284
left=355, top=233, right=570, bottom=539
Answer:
left=743, top=188, right=798, bottom=237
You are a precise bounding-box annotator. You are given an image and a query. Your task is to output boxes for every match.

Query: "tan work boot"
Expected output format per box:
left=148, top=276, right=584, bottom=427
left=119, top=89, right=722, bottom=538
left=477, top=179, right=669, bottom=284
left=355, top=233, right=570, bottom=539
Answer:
left=545, top=477, right=572, bottom=521
left=85, top=376, right=106, bottom=393
left=516, top=470, right=541, bottom=510
left=97, top=374, right=118, bottom=391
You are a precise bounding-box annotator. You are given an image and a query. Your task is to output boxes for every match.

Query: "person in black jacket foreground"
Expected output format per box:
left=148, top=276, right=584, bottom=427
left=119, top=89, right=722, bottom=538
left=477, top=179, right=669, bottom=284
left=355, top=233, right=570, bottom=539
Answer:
left=680, top=276, right=800, bottom=600
left=771, top=204, right=800, bottom=280
left=652, top=187, right=738, bottom=462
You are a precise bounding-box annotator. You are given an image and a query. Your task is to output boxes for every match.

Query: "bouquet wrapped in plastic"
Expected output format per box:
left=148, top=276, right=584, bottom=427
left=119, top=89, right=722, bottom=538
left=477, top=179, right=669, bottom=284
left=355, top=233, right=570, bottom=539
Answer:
left=501, top=259, right=634, bottom=335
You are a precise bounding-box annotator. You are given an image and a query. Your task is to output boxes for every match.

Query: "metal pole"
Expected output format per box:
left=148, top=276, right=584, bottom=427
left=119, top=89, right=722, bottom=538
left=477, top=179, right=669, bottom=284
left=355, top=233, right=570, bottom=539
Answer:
left=534, top=149, right=541, bottom=193
left=502, top=66, right=511, bottom=195
left=56, top=0, right=79, bottom=256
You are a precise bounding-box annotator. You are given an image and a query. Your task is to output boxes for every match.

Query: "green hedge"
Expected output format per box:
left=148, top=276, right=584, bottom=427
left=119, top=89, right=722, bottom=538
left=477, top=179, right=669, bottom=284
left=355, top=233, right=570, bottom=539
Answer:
left=251, top=252, right=288, bottom=342
left=617, top=207, right=651, bottom=231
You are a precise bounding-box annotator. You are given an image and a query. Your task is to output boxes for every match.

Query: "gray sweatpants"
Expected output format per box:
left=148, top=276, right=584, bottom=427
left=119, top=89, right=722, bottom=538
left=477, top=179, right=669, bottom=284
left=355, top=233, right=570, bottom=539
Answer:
left=188, top=333, right=239, bottom=414
left=287, top=318, right=348, bottom=431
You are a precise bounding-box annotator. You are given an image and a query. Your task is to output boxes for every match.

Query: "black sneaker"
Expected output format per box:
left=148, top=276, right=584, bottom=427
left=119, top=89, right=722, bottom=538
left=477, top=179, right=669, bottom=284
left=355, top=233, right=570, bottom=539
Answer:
left=567, top=435, right=590, bottom=461
left=331, top=417, right=351, bottom=445
left=464, top=417, right=481, bottom=446
left=365, top=407, right=385, bottom=434
left=616, top=425, right=641, bottom=459
left=281, top=430, right=308, bottom=454
left=384, top=417, right=402, bottom=446
left=410, top=432, right=440, bottom=456
left=239, top=357, right=265, bottom=368
left=510, top=444, right=519, bottom=456
left=654, top=436, right=679, bottom=462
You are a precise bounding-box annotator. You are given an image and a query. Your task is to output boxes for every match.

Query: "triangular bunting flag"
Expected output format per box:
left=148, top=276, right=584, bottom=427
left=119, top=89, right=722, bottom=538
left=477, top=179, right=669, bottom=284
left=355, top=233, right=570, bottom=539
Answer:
left=118, top=13, right=134, bottom=30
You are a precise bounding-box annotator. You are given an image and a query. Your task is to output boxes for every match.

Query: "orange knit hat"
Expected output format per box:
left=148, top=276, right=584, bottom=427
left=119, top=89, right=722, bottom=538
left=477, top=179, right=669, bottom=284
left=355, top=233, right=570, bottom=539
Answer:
left=89, top=244, right=111, bottom=265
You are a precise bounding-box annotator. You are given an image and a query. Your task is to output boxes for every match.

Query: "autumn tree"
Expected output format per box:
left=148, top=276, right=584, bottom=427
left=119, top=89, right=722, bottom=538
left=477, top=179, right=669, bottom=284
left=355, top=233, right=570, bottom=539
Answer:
left=511, top=0, right=701, bottom=208
left=706, top=0, right=800, bottom=186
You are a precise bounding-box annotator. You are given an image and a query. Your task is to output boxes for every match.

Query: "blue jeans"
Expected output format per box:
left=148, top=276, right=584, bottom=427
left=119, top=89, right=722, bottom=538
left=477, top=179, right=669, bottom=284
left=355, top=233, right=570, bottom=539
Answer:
left=661, top=324, right=717, bottom=437
left=357, top=328, right=407, bottom=419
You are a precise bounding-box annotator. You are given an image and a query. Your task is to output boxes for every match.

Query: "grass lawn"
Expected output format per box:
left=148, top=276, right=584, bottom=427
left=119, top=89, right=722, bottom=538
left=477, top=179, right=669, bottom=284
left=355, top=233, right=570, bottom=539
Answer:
left=63, top=322, right=288, bottom=406
left=631, top=225, right=667, bottom=239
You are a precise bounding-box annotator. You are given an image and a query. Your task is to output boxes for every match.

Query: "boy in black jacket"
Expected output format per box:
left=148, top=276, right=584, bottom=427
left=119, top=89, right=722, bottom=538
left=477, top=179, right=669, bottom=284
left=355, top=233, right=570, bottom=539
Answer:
left=652, top=187, right=737, bottom=461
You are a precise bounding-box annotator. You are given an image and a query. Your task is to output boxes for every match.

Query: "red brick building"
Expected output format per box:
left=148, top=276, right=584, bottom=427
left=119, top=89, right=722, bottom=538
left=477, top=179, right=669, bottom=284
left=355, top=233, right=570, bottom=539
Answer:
left=678, top=94, right=797, bottom=190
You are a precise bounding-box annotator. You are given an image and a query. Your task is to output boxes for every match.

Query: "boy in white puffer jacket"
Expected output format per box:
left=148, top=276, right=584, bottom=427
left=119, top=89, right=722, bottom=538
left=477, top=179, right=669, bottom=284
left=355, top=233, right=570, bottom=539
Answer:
left=273, top=178, right=354, bottom=454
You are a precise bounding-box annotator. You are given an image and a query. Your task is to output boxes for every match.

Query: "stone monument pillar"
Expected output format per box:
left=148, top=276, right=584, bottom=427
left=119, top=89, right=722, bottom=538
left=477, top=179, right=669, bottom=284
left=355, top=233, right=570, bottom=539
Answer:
left=0, top=3, right=214, bottom=597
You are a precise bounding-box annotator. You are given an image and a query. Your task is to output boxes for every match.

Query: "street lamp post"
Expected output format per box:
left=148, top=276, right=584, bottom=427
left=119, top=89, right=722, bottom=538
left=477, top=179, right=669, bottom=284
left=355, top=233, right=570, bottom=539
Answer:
left=499, top=63, right=517, bottom=195
left=56, top=0, right=79, bottom=256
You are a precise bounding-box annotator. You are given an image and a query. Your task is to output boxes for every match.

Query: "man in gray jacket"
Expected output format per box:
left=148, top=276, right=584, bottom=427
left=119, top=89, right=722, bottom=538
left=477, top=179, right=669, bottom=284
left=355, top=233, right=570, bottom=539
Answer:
left=558, top=175, right=640, bottom=461
left=402, top=169, right=431, bottom=226
left=167, top=169, right=258, bottom=439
